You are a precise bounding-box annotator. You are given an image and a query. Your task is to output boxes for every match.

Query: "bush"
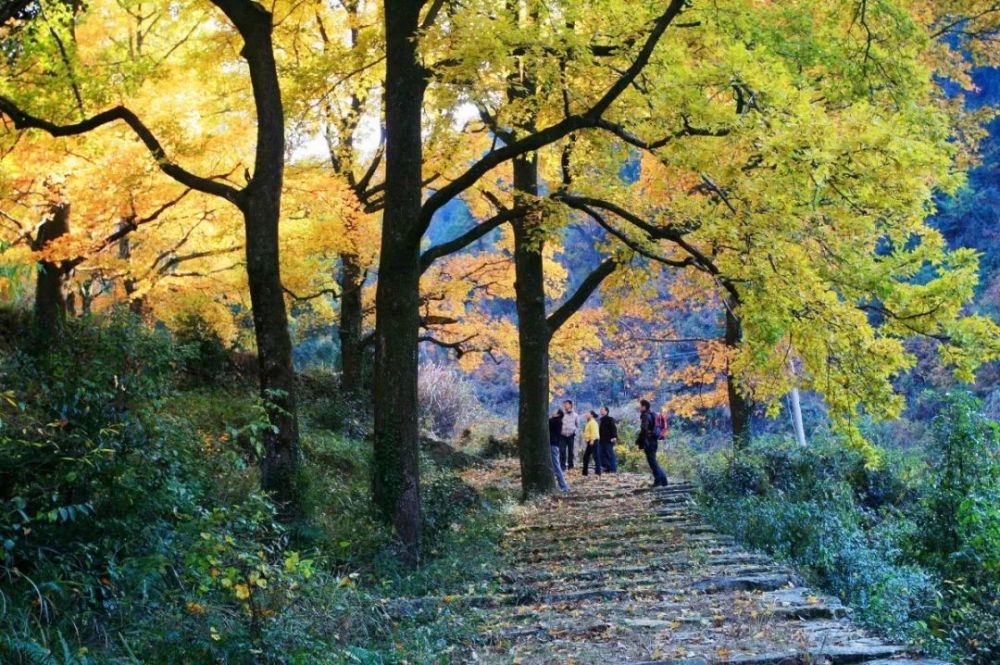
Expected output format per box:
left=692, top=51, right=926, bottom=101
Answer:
left=693, top=410, right=1000, bottom=664
left=0, top=311, right=340, bottom=663
left=919, top=392, right=1000, bottom=577
left=0, top=309, right=519, bottom=663
left=418, top=362, right=489, bottom=439
left=917, top=392, right=1000, bottom=663
left=173, top=311, right=231, bottom=385
left=298, top=369, right=371, bottom=438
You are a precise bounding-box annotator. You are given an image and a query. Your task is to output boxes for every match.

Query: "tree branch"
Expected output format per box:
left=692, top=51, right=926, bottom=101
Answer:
left=546, top=258, right=617, bottom=338
left=0, top=97, right=242, bottom=203
left=417, top=0, right=688, bottom=234
left=283, top=285, right=341, bottom=301
left=563, top=199, right=695, bottom=268
left=596, top=117, right=730, bottom=151
left=419, top=206, right=525, bottom=273
left=556, top=192, right=739, bottom=301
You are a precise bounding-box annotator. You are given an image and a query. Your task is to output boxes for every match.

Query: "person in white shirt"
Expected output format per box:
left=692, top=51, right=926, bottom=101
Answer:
left=560, top=399, right=581, bottom=470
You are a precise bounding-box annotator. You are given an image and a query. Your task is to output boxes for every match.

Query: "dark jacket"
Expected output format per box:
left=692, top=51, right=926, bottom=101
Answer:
left=548, top=415, right=563, bottom=446
left=598, top=415, right=618, bottom=444
left=637, top=410, right=656, bottom=447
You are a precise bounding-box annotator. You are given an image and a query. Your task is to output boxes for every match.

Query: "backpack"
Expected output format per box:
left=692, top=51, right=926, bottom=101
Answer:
left=653, top=412, right=669, bottom=441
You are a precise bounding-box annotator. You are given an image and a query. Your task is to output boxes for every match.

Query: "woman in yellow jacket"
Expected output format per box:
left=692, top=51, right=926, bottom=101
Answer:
left=582, top=410, right=603, bottom=476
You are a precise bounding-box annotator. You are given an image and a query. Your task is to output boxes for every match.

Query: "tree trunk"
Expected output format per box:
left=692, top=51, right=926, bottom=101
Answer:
left=373, top=0, right=426, bottom=561
left=225, top=1, right=301, bottom=519
left=512, top=154, right=556, bottom=498
left=31, top=203, right=69, bottom=352
left=788, top=359, right=807, bottom=447
left=724, top=304, right=752, bottom=448
left=117, top=219, right=145, bottom=314
left=339, top=252, right=364, bottom=395
left=243, top=197, right=300, bottom=517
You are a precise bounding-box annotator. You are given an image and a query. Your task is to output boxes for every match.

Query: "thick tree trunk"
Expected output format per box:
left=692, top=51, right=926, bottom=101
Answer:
left=724, top=304, right=752, bottom=448
left=373, top=0, right=426, bottom=560
left=31, top=203, right=69, bottom=351
left=224, top=1, right=301, bottom=518
left=512, top=154, right=556, bottom=498
left=243, top=197, right=300, bottom=516
left=339, top=252, right=364, bottom=395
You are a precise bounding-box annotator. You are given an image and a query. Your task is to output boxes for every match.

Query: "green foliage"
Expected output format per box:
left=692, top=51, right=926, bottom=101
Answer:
left=915, top=393, right=1000, bottom=663
left=694, top=408, right=1000, bottom=664
left=919, top=392, right=1000, bottom=575
left=173, top=311, right=232, bottom=386
left=0, top=310, right=514, bottom=663
left=298, top=369, right=371, bottom=439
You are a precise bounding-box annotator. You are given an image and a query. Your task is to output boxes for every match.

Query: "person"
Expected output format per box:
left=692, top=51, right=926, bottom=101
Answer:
left=598, top=406, right=618, bottom=473
left=548, top=408, right=569, bottom=491
left=560, top=399, right=581, bottom=470
left=581, top=410, right=602, bottom=476
left=637, top=399, right=668, bottom=487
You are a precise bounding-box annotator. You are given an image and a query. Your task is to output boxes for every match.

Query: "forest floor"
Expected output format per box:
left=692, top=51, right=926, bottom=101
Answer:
left=390, top=460, right=950, bottom=665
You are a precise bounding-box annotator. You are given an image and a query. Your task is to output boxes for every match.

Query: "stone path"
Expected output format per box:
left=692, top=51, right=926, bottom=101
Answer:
left=455, top=468, right=948, bottom=664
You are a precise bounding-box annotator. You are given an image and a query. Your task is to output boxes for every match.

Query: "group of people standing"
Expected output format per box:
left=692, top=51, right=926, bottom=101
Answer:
left=547, top=398, right=669, bottom=492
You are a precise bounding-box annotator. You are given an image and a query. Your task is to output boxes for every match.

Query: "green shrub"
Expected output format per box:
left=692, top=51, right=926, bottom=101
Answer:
left=916, top=392, right=1000, bottom=663
left=0, top=309, right=518, bottom=664
left=298, top=369, right=370, bottom=439
left=173, top=311, right=232, bottom=386
left=0, top=312, right=340, bottom=663
left=693, top=412, right=999, bottom=664
left=919, top=392, right=1000, bottom=577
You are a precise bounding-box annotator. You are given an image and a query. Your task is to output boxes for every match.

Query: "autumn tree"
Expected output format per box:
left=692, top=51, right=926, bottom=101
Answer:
left=547, top=0, right=1000, bottom=458
left=0, top=0, right=305, bottom=515
left=370, top=0, right=691, bottom=556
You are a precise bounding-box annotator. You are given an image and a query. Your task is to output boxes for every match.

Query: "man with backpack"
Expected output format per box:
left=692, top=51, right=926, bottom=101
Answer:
left=637, top=399, right=669, bottom=487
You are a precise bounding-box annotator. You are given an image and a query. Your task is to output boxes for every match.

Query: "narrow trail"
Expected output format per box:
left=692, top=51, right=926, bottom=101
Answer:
left=448, top=463, right=947, bottom=665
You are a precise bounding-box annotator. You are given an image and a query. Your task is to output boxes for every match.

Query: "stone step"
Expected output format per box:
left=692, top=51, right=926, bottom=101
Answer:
left=510, top=521, right=714, bottom=545
left=522, top=537, right=738, bottom=563
left=689, top=572, right=801, bottom=594
left=512, top=567, right=786, bottom=598
left=715, top=645, right=908, bottom=664
left=503, top=558, right=776, bottom=586
left=467, top=468, right=930, bottom=665
left=863, top=660, right=951, bottom=665
left=510, top=508, right=696, bottom=533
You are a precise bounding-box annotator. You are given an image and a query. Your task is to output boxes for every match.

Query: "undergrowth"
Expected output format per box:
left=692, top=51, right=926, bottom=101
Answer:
left=0, top=309, right=514, bottom=664
left=690, top=399, right=1000, bottom=665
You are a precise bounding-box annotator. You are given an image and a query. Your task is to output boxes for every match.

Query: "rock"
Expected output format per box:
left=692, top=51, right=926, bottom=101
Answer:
left=419, top=436, right=481, bottom=468
left=814, top=645, right=908, bottom=663
left=716, top=654, right=800, bottom=665
left=690, top=573, right=793, bottom=593
left=771, top=603, right=848, bottom=620
left=718, top=646, right=911, bottom=664
left=624, top=617, right=674, bottom=629
left=543, top=588, right=627, bottom=603
left=862, top=660, right=951, bottom=665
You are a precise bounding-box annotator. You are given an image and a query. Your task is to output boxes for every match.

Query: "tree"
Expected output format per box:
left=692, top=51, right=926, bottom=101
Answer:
left=279, top=0, right=385, bottom=395
left=371, top=0, right=690, bottom=556
left=0, top=0, right=303, bottom=515
left=546, top=0, right=1000, bottom=459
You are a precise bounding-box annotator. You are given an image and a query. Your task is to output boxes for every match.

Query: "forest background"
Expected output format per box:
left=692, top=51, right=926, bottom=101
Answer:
left=0, top=0, right=999, bottom=663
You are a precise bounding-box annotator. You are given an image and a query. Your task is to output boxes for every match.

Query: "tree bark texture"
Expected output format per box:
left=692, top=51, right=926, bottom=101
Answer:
left=31, top=203, right=69, bottom=352
left=372, top=0, right=426, bottom=561
left=338, top=252, right=365, bottom=395
left=512, top=154, right=557, bottom=498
